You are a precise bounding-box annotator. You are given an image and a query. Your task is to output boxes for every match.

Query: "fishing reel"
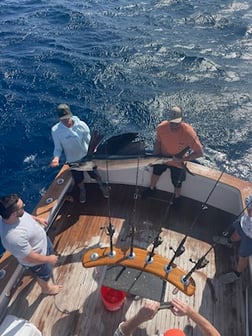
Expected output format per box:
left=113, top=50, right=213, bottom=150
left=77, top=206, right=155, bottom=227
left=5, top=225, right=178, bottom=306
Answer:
left=189, top=257, right=209, bottom=269
left=152, top=235, right=163, bottom=248
left=106, top=223, right=115, bottom=238
left=170, top=245, right=185, bottom=257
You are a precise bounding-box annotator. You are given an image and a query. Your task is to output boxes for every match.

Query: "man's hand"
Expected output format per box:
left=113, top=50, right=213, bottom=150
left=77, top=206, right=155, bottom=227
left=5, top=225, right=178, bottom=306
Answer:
left=32, top=216, right=48, bottom=227
left=47, top=254, right=59, bottom=265
left=25, top=251, right=59, bottom=265
left=135, top=300, right=160, bottom=323
left=170, top=298, right=191, bottom=316
left=50, top=157, right=59, bottom=167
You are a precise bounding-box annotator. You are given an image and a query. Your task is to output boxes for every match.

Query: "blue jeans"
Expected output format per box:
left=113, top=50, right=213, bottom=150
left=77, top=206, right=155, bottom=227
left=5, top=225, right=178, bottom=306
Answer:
left=28, top=237, right=54, bottom=282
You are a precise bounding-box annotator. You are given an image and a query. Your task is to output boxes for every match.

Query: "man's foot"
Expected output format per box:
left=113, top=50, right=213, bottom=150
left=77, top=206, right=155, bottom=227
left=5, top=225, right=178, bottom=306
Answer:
left=172, top=197, right=181, bottom=210
left=79, top=187, right=86, bottom=203
left=42, top=284, right=63, bottom=295
left=219, top=271, right=240, bottom=284
left=141, top=188, right=156, bottom=199
left=98, top=181, right=109, bottom=198
left=213, top=235, right=233, bottom=248
left=0, top=269, right=6, bottom=279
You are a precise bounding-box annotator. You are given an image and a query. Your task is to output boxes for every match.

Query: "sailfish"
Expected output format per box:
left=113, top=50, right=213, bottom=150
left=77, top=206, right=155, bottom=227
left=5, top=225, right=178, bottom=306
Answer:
left=69, top=131, right=194, bottom=175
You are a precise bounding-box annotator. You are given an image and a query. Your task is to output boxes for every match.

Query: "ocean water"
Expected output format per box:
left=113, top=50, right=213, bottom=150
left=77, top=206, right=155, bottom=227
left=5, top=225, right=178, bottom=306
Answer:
left=0, top=0, right=251, bottom=211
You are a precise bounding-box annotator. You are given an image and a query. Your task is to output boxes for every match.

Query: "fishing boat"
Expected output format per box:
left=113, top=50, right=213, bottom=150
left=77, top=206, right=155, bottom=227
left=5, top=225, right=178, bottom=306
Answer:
left=0, top=134, right=251, bottom=336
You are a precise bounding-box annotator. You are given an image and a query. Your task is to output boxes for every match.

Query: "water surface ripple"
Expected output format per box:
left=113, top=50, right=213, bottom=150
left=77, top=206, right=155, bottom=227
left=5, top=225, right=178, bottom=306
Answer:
left=0, top=0, right=251, bottom=209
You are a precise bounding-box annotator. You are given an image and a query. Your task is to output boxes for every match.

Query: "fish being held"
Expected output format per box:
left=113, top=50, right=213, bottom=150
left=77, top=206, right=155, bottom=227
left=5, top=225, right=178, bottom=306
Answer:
left=69, top=132, right=193, bottom=174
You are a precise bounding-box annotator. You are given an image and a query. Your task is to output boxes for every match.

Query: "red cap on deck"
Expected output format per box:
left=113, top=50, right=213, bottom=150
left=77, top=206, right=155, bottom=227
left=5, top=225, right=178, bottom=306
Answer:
left=164, top=329, right=185, bottom=336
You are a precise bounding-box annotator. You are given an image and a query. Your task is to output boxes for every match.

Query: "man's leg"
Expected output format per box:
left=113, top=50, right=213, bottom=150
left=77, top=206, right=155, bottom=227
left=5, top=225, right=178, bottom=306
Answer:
left=170, top=167, right=186, bottom=208
left=88, top=168, right=109, bottom=198
left=142, top=165, right=167, bottom=199
left=213, top=223, right=241, bottom=247
left=237, top=256, right=249, bottom=273
left=174, top=186, right=181, bottom=198
left=219, top=227, right=251, bottom=283
left=71, top=170, right=86, bottom=203
left=150, top=174, right=160, bottom=189
left=37, top=277, right=62, bottom=295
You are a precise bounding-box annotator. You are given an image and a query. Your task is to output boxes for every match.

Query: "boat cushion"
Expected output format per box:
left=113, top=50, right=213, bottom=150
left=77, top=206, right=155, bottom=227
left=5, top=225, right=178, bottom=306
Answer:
left=0, top=315, right=42, bottom=336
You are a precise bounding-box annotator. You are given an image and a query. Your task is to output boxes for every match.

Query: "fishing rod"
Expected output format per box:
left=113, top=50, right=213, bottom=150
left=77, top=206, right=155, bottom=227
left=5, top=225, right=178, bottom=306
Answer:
left=127, top=157, right=141, bottom=259
left=161, top=130, right=206, bottom=267
left=165, top=235, right=187, bottom=272
left=181, top=244, right=214, bottom=285
left=166, top=162, right=227, bottom=269
left=168, top=148, right=245, bottom=283
left=104, top=142, right=115, bottom=257
left=170, top=244, right=215, bottom=295
left=106, top=221, right=115, bottom=257
left=147, top=234, right=163, bottom=263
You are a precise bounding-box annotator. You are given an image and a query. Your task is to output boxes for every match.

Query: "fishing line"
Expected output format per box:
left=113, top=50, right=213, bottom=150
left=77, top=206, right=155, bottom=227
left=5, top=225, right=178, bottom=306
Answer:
left=175, top=125, right=246, bottom=243
left=167, top=165, right=226, bottom=271
left=169, top=134, right=247, bottom=288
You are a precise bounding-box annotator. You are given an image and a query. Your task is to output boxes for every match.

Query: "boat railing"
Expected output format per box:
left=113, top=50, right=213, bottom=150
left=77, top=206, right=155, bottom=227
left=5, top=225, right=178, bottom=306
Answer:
left=0, top=165, right=73, bottom=322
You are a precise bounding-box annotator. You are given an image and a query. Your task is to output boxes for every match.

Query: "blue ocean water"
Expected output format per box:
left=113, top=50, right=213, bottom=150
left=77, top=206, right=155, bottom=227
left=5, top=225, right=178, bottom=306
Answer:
left=0, top=0, right=251, bottom=211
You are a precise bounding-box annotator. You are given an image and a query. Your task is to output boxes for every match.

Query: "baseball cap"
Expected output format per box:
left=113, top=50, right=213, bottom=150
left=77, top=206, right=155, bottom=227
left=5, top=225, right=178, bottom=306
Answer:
left=57, top=104, right=73, bottom=119
left=169, top=106, right=183, bottom=123
left=164, top=328, right=185, bottom=336
left=245, top=194, right=252, bottom=210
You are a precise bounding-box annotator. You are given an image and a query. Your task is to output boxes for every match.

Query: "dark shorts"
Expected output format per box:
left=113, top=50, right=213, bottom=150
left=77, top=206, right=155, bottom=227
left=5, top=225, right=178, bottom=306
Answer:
left=233, top=220, right=252, bottom=257
left=71, top=169, right=97, bottom=185
left=28, top=237, right=54, bottom=282
left=0, top=241, right=5, bottom=258
left=153, top=164, right=186, bottom=188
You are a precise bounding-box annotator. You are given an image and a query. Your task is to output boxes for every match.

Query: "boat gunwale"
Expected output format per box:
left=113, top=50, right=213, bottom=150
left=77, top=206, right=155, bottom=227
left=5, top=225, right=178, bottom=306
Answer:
left=0, top=162, right=251, bottom=333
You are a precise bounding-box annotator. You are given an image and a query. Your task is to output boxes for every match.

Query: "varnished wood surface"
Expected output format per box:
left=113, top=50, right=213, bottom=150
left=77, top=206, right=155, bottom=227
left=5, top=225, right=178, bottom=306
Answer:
left=1, top=183, right=249, bottom=336
left=82, top=246, right=196, bottom=296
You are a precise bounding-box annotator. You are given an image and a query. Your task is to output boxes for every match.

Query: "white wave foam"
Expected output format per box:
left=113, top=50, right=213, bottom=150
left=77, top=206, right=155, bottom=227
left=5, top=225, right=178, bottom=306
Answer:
left=23, top=154, right=37, bottom=164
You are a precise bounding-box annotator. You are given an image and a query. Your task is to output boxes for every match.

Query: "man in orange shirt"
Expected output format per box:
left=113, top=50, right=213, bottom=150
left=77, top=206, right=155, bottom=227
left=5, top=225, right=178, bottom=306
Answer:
left=142, top=106, right=203, bottom=208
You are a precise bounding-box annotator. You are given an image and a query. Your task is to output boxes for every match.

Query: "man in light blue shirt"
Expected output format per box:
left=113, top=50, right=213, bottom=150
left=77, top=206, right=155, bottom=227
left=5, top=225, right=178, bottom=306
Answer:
left=50, top=104, right=108, bottom=203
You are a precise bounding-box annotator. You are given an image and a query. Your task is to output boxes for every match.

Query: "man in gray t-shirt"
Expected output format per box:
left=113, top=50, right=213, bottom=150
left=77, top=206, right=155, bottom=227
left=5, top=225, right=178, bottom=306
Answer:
left=0, top=193, right=62, bottom=295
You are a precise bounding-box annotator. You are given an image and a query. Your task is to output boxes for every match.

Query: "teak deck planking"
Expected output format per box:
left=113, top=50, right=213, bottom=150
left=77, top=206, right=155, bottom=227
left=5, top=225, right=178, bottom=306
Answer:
left=0, top=182, right=248, bottom=336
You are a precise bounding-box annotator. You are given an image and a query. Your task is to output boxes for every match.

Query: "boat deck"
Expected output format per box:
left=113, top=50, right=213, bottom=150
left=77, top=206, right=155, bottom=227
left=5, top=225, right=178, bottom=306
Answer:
left=0, top=183, right=249, bottom=336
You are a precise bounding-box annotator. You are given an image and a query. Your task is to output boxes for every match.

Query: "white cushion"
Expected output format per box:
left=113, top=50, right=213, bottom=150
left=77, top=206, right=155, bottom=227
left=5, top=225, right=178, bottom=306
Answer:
left=0, top=315, right=42, bottom=336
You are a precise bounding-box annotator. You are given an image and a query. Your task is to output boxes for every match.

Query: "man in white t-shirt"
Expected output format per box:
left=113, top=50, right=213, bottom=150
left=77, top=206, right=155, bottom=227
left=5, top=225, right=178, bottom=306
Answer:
left=0, top=193, right=62, bottom=295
